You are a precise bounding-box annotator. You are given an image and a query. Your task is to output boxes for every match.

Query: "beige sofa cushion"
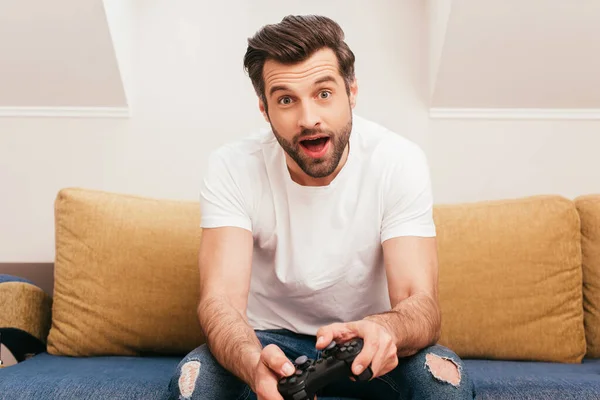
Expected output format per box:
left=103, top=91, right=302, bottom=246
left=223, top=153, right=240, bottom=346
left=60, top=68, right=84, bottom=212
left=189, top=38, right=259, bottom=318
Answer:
left=433, top=195, right=586, bottom=363
left=47, top=188, right=205, bottom=356
left=575, top=194, right=600, bottom=358
left=48, top=188, right=587, bottom=362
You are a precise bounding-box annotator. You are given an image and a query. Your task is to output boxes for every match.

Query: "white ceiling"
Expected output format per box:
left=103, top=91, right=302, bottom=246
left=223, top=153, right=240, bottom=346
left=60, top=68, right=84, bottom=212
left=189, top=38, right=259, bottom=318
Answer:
left=0, top=0, right=126, bottom=107
left=430, top=0, right=600, bottom=109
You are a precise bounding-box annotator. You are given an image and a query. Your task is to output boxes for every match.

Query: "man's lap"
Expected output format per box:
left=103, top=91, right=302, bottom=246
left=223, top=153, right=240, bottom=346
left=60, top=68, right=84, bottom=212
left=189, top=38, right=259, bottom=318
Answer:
left=169, top=328, right=475, bottom=400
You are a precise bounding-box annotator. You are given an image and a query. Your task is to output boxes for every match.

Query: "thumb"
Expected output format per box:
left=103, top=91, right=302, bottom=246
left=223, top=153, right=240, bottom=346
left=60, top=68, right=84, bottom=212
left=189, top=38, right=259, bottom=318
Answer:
left=261, top=344, right=295, bottom=377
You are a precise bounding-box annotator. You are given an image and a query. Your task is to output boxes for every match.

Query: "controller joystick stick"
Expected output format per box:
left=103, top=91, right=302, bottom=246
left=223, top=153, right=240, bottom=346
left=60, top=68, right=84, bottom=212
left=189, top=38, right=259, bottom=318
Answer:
left=277, top=338, right=373, bottom=400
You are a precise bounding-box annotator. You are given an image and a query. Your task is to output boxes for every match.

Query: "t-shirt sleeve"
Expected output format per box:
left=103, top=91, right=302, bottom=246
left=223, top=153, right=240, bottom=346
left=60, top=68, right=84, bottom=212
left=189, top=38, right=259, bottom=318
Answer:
left=199, top=149, right=252, bottom=232
left=381, top=145, right=437, bottom=242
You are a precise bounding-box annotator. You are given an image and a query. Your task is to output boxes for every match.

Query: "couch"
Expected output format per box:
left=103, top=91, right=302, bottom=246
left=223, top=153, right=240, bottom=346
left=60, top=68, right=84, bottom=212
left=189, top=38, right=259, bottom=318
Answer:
left=1, top=187, right=600, bottom=399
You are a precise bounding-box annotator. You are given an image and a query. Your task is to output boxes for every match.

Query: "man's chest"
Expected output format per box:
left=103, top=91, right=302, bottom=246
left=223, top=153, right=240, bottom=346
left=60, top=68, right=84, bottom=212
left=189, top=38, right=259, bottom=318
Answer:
left=250, top=180, right=385, bottom=288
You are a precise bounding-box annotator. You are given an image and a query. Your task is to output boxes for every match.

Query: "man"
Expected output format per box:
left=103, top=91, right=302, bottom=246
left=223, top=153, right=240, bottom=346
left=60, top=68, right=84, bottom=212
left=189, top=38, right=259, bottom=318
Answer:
left=169, top=14, right=475, bottom=400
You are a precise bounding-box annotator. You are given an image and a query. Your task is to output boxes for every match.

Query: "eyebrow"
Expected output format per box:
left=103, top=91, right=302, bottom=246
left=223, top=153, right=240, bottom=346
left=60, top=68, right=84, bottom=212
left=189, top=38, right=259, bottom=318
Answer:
left=313, top=75, right=337, bottom=86
left=268, top=75, right=338, bottom=97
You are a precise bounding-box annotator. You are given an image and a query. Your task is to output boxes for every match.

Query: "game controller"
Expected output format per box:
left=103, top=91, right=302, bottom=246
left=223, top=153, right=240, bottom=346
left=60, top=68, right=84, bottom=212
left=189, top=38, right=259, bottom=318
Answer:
left=277, top=337, right=373, bottom=400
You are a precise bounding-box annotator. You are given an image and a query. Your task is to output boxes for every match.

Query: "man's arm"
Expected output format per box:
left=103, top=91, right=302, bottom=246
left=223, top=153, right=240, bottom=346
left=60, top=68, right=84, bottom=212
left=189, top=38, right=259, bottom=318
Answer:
left=196, top=225, right=262, bottom=386
left=364, top=235, right=441, bottom=357
left=315, top=144, right=439, bottom=378
left=314, top=235, right=441, bottom=378
left=196, top=148, right=297, bottom=399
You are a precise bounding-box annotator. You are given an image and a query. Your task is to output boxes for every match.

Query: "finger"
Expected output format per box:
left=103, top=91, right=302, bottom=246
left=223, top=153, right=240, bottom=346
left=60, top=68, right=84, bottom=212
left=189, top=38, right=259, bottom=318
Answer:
left=344, top=320, right=370, bottom=337
left=256, top=383, right=284, bottom=400
left=254, top=371, right=284, bottom=400
left=256, top=385, right=284, bottom=400
left=368, top=333, right=397, bottom=378
left=265, top=378, right=284, bottom=400
left=261, top=344, right=295, bottom=377
left=383, top=353, right=399, bottom=376
left=315, top=323, right=351, bottom=349
left=348, top=322, right=382, bottom=376
left=352, top=333, right=379, bottom=377
left=369, top=341, right=391, bottom=378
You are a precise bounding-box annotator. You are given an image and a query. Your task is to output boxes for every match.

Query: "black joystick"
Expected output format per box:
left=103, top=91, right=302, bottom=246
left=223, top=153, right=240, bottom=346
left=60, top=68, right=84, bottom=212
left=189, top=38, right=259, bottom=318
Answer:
left=277, top=337, right=373, bottom=400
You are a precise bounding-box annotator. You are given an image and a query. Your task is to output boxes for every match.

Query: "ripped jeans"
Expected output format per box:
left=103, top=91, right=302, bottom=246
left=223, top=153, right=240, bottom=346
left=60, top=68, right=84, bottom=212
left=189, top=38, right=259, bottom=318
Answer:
left=168, top=329, right=475, bottom=400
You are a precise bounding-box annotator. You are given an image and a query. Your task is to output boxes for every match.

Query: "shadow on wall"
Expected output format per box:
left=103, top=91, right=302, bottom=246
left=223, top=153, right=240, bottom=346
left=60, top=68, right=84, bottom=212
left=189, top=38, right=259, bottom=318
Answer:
left=0, top=263, right=54, bottom=297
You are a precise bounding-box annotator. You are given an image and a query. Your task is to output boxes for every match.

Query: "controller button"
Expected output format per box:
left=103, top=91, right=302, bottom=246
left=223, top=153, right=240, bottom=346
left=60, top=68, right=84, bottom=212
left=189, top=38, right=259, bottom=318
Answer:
left=340, top=346, right=347, bottom=352
left=294, top=355, right=308, bottom=365
left=289, top=377, right=297, bottom=384
left=347, top=346, right=354, bottom=352
left=350, top=340, right=358, bottom=346
left=280, top=378, right=287, bottom=384
left=295, top=369, right=303, bottom=376
left=325, top=341, right=336, bottom=350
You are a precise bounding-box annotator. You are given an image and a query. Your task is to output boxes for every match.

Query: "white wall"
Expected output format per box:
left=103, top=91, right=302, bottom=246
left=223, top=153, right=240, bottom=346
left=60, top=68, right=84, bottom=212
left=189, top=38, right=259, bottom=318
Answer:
left=428, top=0, right=452, bottom=99
left=428, top=119, right=600, bottom=204
left=0, top=0, right=127, bottom=107
left=431, top=0, right=600, bottom=108
left=0, top=0, right=599, bottom=262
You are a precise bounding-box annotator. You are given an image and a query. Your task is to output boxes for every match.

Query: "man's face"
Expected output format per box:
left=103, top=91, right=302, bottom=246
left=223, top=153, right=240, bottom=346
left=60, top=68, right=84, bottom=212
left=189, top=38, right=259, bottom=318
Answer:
left=260, top=47, right=358, bottom=182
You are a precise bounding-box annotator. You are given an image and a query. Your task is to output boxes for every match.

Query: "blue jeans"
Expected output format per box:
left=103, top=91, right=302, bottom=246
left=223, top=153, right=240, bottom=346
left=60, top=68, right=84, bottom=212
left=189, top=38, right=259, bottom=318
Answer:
left=168, top=329, right=475, bottom=400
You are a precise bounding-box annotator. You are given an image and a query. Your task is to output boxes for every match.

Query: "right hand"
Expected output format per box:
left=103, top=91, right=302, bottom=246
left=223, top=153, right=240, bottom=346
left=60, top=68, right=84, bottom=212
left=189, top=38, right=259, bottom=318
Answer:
left=251, top=344, right=317, bottom=400
left=251, top=344, right=295, bottom=400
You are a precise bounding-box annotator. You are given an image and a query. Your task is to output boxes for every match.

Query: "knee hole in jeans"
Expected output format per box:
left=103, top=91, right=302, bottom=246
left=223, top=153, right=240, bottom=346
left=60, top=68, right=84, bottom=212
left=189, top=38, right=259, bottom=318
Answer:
left=178, top=360, right=201, bottom=398
left=424, top=353, right=462, bottom=386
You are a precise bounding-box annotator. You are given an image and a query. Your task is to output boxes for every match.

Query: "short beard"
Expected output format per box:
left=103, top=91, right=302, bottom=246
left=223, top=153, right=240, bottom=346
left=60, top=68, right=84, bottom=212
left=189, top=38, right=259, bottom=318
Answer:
left=270, top=114, right=353, bottom=179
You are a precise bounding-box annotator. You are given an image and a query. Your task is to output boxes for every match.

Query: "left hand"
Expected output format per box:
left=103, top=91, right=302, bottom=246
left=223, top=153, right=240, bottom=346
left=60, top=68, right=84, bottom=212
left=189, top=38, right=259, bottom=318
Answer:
left=315, top=320, right=399, bottom=380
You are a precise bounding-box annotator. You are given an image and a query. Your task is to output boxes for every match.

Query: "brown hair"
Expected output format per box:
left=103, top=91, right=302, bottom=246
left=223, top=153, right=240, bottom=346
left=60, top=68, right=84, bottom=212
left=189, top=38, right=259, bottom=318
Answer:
left=243, top=15, right=356, bottom=109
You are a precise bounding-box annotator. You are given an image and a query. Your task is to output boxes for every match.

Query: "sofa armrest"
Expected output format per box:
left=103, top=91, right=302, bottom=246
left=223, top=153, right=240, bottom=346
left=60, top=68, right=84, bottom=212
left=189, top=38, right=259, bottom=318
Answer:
left=0, top=275, right=52, bottom=362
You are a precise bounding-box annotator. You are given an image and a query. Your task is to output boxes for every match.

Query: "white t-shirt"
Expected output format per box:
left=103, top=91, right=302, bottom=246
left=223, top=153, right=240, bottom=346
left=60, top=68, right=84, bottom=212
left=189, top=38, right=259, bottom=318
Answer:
left=199, top=113, right=436, bottom=336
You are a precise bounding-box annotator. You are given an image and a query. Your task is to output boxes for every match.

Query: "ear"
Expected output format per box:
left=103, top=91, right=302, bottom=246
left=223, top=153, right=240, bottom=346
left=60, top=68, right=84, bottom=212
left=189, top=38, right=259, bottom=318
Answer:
left=349, top=78, right=358, bottom=109
left=259, top=98, right=270, bottom=123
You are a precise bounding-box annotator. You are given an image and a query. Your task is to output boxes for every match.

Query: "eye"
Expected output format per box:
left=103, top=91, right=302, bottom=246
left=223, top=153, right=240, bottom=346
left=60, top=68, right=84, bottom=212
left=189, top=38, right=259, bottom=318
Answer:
left=319, top=91, right=332, bottom=99
left=278, top=96, right=293, bottom=105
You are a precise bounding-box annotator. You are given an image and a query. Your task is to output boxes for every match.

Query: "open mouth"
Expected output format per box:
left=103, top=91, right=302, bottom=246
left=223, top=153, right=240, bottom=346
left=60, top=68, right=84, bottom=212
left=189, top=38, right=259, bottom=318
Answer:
left=299, top=136, right=330, bottom=157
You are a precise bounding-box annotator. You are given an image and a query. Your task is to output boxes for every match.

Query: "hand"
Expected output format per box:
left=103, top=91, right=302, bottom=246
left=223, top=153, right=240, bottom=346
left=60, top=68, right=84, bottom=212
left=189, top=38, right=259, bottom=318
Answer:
left=315, top=320, right=398, bottom=379
left=250, top=344, right=318, bottom=400
left=251, top=344, right=293, bottom=400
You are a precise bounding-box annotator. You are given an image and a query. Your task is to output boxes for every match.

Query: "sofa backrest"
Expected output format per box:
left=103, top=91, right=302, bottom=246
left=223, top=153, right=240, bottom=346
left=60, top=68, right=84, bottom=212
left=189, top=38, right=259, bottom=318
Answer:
left=47, top=188, right=205, bottom=357
left=575, top=195, right=600, bottom=358
left=45, top=187, right=598, bottom=363
left=433, top=195, right=585, bottom=363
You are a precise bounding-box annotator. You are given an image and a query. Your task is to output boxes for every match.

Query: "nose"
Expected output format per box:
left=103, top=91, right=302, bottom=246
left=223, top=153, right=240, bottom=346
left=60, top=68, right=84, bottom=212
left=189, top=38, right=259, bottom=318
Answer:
left=297, top=101, right=321, bottom=130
